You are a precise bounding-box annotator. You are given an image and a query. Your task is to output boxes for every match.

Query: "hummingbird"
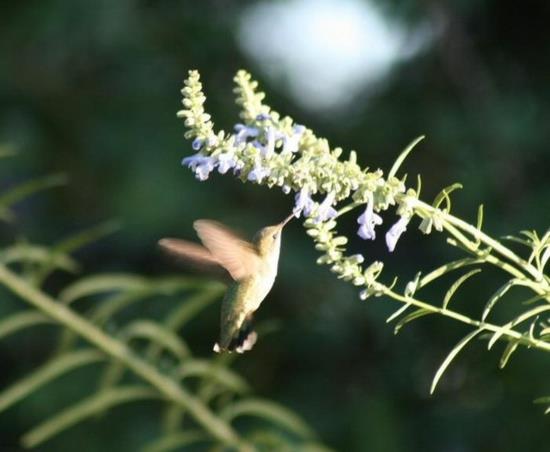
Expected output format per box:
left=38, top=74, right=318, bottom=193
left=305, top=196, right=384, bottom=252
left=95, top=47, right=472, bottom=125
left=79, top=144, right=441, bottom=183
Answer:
left=158, top=213, right=293, bottom=353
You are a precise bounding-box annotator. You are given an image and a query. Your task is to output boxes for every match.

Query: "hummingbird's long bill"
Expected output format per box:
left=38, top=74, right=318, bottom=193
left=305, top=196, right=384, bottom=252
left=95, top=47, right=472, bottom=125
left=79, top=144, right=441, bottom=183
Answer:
left=281, top=212, right=294, bottom=227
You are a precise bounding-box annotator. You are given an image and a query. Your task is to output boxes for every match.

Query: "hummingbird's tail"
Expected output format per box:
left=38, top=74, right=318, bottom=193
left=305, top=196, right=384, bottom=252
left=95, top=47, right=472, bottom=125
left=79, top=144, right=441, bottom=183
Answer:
left=213, top=315, right=258, bottom=353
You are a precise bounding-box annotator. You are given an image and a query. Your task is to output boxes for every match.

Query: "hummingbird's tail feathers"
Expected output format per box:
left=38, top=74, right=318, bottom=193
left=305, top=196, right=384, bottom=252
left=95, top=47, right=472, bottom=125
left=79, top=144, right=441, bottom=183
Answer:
left=213, top=315, right=258, bottom=353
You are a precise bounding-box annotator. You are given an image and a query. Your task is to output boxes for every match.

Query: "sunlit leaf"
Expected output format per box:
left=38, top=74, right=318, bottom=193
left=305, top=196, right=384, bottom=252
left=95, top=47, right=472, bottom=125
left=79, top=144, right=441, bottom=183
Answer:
left=394, top=308, right=434, bottom=334
left=442, top=268, right=481, bottom=309
left=430, top=328, right=482, bottom=394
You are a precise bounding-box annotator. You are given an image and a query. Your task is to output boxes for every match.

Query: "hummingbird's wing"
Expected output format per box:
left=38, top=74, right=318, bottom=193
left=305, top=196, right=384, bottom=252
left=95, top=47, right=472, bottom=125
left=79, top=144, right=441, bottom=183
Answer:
left=158, top=238, right=228, bottom=277
left=193, top=220, right=260, bottom=281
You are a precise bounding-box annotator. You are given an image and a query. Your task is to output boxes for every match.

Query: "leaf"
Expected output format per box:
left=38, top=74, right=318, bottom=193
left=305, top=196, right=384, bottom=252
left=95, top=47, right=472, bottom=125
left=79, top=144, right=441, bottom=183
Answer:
left=177, top=359, right=249, bottom=393
left=59, top=273, right=151, bottom=304
left=442, top=269, right=482, bottom=309
left=142, top=431, right=210, bottom=452
left=0, top=311, right=52, bottom=340
left=499, top=340, right=521, bottom=369
left=221, top=398, right=314, bottom=439
left=0, top=173, right=67, bottom=216
left=0, top=350, right=103, bottom=413
left=120, top=320, right=191, bottom=360
left=418, top=257, right=482, bottom=290
left=387, top=135, right=425, bottom=179
left=487, top=304, right=550, bottom=350
left=386, top=301, right=412, bottom=324
left=430, top=328, right=482, bottom=395
left=481, top=279, right=517, bottom=322
left=21, top=385, right=159, bottom=448
left=432, top=183, right=463, bottom=210
left=394, top=308, right=434, bottom=334
left=0, top=244, right=79, bottom=273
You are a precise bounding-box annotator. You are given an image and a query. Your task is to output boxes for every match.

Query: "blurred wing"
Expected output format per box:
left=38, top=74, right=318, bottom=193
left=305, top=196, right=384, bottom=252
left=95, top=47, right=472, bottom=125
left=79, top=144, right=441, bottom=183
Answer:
left=193, top=220, right=260, bottom=281
left=158, top=238, right=226, bottom=275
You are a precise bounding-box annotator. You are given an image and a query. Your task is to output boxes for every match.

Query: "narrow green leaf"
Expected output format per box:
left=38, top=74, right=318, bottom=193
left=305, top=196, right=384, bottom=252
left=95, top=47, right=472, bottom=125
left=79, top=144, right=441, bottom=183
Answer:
left=482, top=279, right=516, bottom=322
left=387, top=135, right=425, bottom=179
left=178, top=359, right=249, bottom=393
left=418, top=257, right=482, bottom=290
left=0, top=311, right=52, bottom=340
left=22, top=385, right=159, bottom=448
left=121, top=320, right=191, bottom=360
left=0, top=350, right=103, bottom=413
left=488, top=304, right=550, bottom=350
left=59, top=273, right=151, bottom=304
left=144, top=287, right=224, bottom=365
left=165, top=286, right=225, bottom=332
left=430, top=328, right=482, bottom=394
left=221, top=398, right=314, bottom=439
left=0, top=244, right=79, bottom=273
left=432, top=183, right=463, bottom=210
left=0, top=173, right=67, bottom=210
left=142, top=431, right=210, bottom=452
left=386, top=302, right=412, bottom=324
left=500, top=340, right=520, bottom=369
left=442, top=269, right=482, bottom=309
left=394, top=308, right=434, bottom=334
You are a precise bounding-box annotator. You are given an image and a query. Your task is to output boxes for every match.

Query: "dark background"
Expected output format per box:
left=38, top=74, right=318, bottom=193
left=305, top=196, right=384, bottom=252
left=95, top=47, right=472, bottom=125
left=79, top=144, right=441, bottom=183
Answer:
left=1, top=1, right=549, bottom=451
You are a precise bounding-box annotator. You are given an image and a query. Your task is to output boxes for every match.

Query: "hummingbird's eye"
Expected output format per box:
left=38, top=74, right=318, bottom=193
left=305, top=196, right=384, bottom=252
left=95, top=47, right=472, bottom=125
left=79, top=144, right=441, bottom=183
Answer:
left=272, top=233, right=277, bottom=239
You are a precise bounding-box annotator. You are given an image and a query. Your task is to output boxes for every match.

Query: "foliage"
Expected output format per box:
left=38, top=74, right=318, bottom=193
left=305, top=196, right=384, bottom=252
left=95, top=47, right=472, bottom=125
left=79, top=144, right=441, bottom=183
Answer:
left=0, top=158, right=329, bottom=451
left=179, top=70, right=550, bottom=409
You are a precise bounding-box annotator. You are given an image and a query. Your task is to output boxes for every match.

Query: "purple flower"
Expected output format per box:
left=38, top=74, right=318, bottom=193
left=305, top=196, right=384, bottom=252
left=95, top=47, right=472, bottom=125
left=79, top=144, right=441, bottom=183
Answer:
left=385, top=217, right=410, bottom=252
left=263, top=127, right=276, bottom=157
left=357, top=201, right=383, bottom=240
left=182, top=153, right=216, bottom=181
left=315, top=192, right=337, bottom=222
left=217, top=153, right=237, bottom=174
left=192, top=138, right=203, bottom=151
left=293, top=187, right=314, bottom=218
left=234, top=124, right=259, bottom=144
left=247, top=161, right=270, bottom=183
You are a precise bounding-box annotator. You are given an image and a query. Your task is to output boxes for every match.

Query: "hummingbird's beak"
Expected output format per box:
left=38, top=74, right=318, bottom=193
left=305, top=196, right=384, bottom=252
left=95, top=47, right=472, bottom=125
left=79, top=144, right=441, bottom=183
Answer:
left=281, top=212, right=294, bottom=228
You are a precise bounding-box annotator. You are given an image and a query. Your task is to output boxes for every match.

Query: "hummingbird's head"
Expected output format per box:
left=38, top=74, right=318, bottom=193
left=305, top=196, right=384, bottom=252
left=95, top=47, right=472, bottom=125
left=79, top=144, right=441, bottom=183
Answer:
left=254, top=213, right=294, bottom=257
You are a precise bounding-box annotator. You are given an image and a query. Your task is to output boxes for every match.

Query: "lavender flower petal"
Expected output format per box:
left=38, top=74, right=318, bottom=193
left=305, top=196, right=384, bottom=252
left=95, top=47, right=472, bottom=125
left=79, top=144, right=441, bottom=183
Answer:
left=247, top=161, right=270, bottom=183
left=293, top=187, right=314, bottom=218
left=385, top=217, right=409, bottom=252
left=192, top=138, right=203, bottom=151
left=357, top=201, right=383, bottom=240
left=315, top=192, right=337, bottom=222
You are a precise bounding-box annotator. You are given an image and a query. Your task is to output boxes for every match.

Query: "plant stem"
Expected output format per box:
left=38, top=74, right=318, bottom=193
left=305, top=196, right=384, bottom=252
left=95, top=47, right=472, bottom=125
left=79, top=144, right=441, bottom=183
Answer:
left=383, top=286, right=550, bottom=352
left=0, top=264, right=249, bottom=451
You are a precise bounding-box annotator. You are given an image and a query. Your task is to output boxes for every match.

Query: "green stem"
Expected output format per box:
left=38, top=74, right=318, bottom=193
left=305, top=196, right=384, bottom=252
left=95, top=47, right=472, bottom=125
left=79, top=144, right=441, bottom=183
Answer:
left=411, top=199, right=547, bottom=286
left=383, top=287, right=550, bottom=352
left=0, top=264, right=248, bottom=451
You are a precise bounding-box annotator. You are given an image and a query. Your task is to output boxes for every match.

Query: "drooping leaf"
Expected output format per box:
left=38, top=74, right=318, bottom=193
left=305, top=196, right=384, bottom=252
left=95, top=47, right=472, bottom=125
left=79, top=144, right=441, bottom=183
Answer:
left=430, top=328, right=482, bottom=394
left=221, top=398, right=314, bottom=439
left=442, top=269, right=482, bottom=309
left=21, top=385, right=159, bottom=448
left=0, top=350, right=104, bottom=413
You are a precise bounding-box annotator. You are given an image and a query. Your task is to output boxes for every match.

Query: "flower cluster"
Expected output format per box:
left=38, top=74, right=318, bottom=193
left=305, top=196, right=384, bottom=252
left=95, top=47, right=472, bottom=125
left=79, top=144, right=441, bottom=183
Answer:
left=178, top=70, right=423, bottom=298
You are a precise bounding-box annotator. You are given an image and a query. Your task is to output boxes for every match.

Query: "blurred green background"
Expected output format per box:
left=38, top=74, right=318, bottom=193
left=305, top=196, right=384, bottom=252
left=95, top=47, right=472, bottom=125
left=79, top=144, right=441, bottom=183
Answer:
left=1, top=0, right=550, bottom=451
